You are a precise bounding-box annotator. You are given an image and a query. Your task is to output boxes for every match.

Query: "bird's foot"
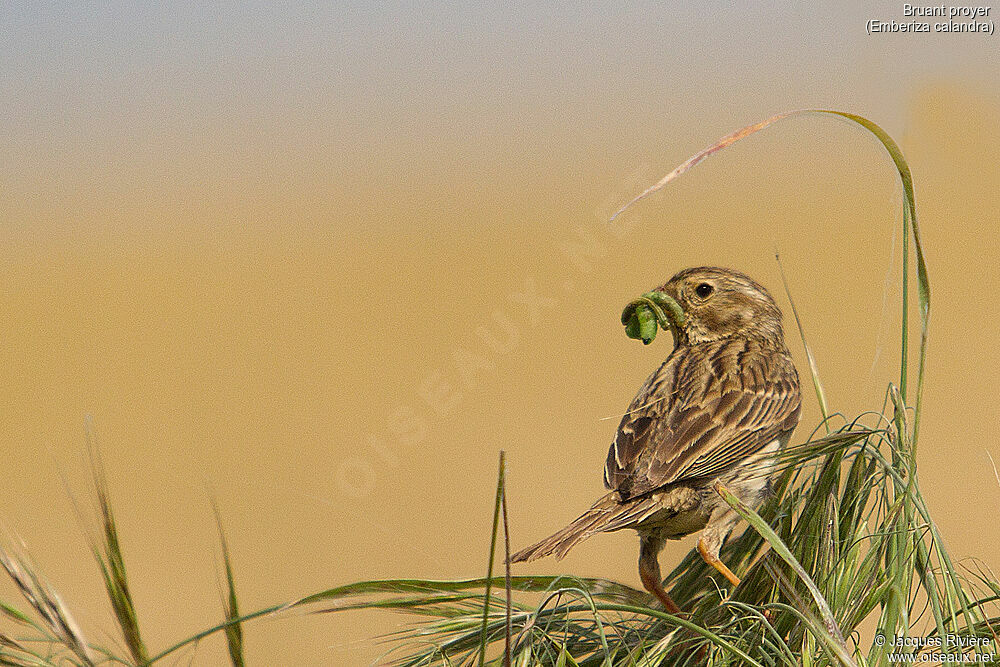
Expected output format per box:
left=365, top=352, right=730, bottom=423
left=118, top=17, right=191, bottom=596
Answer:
left=697, top=536, right=741, bottom=588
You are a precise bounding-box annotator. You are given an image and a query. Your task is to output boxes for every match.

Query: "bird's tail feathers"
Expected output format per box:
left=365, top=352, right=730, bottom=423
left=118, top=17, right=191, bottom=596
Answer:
left=509, top=491, right=665, bottom=563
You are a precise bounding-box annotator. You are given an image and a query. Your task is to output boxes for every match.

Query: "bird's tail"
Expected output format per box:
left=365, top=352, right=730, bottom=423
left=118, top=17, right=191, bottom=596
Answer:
left=509, top=491, right=665, bottom=563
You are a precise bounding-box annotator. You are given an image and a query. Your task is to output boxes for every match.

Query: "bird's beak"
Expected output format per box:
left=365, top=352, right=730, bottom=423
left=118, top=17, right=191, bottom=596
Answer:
left=621, top=290, right=685, bottom=345
left=647, top=290, right=686, bottom=331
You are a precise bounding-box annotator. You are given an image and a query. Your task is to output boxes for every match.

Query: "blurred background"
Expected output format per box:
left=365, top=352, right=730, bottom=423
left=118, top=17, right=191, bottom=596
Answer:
left=2, top=1, right=999, bottom=664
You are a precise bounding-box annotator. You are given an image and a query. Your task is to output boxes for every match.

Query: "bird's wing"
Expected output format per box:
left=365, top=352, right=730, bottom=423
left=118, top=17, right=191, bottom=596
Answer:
left=604, top=338, right=801, bottom=499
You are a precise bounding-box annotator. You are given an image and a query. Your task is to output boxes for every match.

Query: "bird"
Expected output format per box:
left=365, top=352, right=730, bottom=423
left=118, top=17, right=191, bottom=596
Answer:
left=510, top=267, right=801, bottom=614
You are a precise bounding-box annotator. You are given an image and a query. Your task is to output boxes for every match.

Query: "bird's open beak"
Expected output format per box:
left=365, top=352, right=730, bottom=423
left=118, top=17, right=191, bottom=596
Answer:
left=621, top=290, right=685, bottom=345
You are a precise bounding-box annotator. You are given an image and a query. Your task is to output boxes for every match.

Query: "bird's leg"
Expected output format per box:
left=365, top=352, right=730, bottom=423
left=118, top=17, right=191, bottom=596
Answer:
left=697, top=535, right=741, bottom=588
left=638, top=536, right=682, bottom=615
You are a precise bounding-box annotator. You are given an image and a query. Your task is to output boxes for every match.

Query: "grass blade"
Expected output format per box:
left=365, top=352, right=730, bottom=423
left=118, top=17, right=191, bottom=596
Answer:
left=479, top=451, right=506, bottom=666
left=776, top=252, right=828, bottom=423
left=214, top=505, right=244, bottom=667
left=501, top=457, right=512, bottom=667
left=87, top=441, right=149, bottom=665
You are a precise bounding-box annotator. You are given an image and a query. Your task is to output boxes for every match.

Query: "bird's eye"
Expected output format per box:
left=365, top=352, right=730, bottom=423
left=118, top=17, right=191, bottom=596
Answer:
left=695, top=283, right=714, bottom=298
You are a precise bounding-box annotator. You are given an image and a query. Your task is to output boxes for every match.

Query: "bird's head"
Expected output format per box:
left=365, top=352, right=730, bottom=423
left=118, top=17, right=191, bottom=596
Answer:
left=653, top=267, right=785, bottom=346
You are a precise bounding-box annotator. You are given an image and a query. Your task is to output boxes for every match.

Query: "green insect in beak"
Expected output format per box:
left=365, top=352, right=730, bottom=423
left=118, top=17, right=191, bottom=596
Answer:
left=621, top=291, right=686, bottom=346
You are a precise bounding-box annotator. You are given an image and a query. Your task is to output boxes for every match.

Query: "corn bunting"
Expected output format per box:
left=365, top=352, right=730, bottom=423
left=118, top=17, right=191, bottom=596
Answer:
left=510, top=267, right=801, bottom=614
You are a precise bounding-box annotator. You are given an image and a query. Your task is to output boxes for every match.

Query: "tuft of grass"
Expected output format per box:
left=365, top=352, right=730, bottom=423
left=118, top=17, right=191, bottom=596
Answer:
left=0, top=111, right=995, bottom=667
left=0, top=542, right=96, bottom=666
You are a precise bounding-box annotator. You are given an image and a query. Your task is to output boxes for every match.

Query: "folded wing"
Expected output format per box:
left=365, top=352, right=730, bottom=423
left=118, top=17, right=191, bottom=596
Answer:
left=604, top=338, right=800, bottom=499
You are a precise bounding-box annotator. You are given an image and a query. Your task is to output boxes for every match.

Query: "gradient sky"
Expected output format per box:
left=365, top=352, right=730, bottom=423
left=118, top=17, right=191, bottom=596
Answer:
left=4, top=2, right=997, bottom=242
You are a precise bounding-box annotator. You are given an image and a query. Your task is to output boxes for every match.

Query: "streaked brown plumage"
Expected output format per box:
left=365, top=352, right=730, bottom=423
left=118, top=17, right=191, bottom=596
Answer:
left=510, top=267, right=801, bottom=614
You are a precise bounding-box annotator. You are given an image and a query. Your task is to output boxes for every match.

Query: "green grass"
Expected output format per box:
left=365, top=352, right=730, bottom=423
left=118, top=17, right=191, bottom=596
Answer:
left=1, top=111, right=997, bottom=666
